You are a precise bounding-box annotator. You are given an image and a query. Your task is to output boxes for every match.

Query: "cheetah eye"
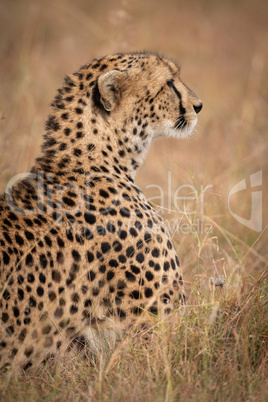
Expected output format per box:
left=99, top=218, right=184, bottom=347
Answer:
left=167, top=79, right=174, bottom=88
left=167, top=79, right=176, bottom=95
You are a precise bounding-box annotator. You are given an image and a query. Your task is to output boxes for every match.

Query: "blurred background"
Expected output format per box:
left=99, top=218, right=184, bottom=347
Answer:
left=0, top=0, right=267, bottom=287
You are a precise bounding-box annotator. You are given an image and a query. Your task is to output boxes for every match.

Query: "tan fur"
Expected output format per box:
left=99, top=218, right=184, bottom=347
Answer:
left=0, top=52, right=202, bottom=372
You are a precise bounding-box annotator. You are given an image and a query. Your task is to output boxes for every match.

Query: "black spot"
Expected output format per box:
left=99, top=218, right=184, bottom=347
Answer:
left=117, top=280, right=126, bottom=290
left=18, top=275, right=24, bottom=284
left=86, top=251, right=94, bottom=263
left=88, top=143, right=95, bottom=151
left=92, top=287, right=99, bottom=296
left=117, top=308, right=126, bottom=319
left=126, top=246, right=135, bottom=258
left=132, top=306, right=143, bottom=316
left=39, top=273, right=46, bottom=283
left=66, top=229, right=74, bottom=241
left=108, top=208, right=117, bottom=216
left=167, top=240, right=172, bottom=250
left=145, top=288, right=153, bottom=298
left=97, top=251, right=104, bottom=262
left=130, top=265, right=140, bottom=274
left=59, top=142, right=67, bottom=151
left=37, top=286, right=44, bottom=296
left=97, top=226, right=106, bottom=236
left=74, top=148, right=82, bottom=156
left=152, top=248, right=160, bottom=258
left=57, top=236, right=65, bottom=248
left=25, top=230, right=34, bottom=240
left=2, top=251, right=10, bottom=265
left=27, top=273, right=35, bottom=283
left=64, top=127, right=71, bottom=136
left=129, top=227, right=138, bottom=237
left=40, top=254, right=48, bottom=269
left=92, top=62, right=100, bottom=69
left=118, top=230, right=127, bottom=240
left=99, top=265, right=106, bottom=273
left=15, top=234, right=24, bottom=246
left=164, top=261, right=170, bottom=271
left=18, top=288, right=24, bottom=300
left=109, top=259, right=118, bottom=268
left=99, top=189, right=109, bottom=198
left=119, top=254, right=126, bottom=263
left=44, top=236, right=52, bottom=247
left=52, top=270, right=61, bottom=283
left=107, top=271, right=115, bottom=281
left=120, top=208, right=130, bottom=217
left=101, top=242, right=111, bottom=254
left=136, top=253, right=144, bottom=263
left=130, top=290, right=141, bottom=299
left=3, top=232, right=12, bottom=243
left=145, top=271, right=154, bottom=281
left=84, top=212, right=96, bottom=225
left=100, top=63, right=108, bottom=71
left=144, top=232, right=152, bottom=243
left=2, top=313, right=9, bottom=323
left=49, top=291, right=56, bottom=301
left=84, top=298, right=92, bottom=307
left=70, top=305, right=78, bottom=314
left=113, top=241, right=122, bottom=252
left=72, top=249, right=81, bottom=262
left=125, top=271, right=136, bottom=282
left=88, top=270, right=96, bottom=282
left=63, top=197, right=75, bottom=207
left=24, top=318, right=31, bottom=325
left=135, top=221, right=142, bottom=231
left=25, top=254, right=33, bottom=266
left=54, top=307, right=63, bottom=318
left=8, top=212, right=18, bottom=221
left=46, top=115, right=60, bottom=132
left=55, top=251, right=63, bottom=264
left=13, top=307, right=20, bottom=318
left=154, top=263, right=160, bottom=271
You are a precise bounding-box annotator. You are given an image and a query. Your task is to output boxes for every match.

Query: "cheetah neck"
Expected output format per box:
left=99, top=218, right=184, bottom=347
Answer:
left=33, top=103, right=153, bottom=184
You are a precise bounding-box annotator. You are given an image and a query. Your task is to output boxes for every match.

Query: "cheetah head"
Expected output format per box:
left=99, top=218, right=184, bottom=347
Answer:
left=42, top=53, right=202, bottom=177
left=95, top=53, right=202, bottom=141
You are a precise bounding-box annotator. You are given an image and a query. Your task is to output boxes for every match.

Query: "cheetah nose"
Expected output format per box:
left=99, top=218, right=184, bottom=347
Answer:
left=193, top=102, right=203, bottom=114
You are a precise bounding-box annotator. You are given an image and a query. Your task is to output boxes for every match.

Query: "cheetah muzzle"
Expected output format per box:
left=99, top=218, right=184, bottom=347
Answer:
left=0, top=52, right=202, bottom=372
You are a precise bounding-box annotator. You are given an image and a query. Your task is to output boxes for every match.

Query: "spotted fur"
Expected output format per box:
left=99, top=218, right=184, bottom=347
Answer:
left=0, top=52, right=202, bottom=372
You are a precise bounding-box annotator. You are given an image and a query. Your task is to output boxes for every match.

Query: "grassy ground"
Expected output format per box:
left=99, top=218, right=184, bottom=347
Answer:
left=0, top=0, right=267, bottom=400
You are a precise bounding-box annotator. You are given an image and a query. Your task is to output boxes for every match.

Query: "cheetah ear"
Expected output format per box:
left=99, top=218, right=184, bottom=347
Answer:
left=98, top=70, right=127, bottom=112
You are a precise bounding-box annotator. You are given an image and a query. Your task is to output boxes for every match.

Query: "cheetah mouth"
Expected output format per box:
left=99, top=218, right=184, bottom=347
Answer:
left=174, top=117, right=187, bottom=130
left=173, top=114, right=198, bottom=137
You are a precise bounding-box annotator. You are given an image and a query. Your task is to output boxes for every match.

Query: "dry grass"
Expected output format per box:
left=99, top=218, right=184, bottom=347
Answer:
left=0, top=0, right=267, bottom=400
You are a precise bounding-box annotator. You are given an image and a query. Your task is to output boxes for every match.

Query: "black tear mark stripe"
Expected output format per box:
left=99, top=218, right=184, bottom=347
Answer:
left=167, top=80, right=186, bottom=115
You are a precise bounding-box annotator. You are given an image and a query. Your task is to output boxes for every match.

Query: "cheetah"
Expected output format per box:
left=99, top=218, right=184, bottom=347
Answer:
left=0, top=52, right=202, bottom=372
